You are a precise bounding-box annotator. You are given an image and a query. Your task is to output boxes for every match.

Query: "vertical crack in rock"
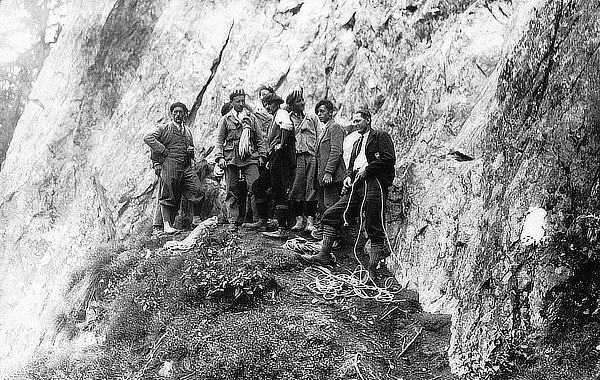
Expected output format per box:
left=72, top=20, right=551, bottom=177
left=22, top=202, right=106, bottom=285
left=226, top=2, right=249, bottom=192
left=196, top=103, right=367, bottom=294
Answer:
left=529, top=1, right=563, bottom=103
left=273, top=66, right=291, bottom=92
left=188, top=22, right=234, bottom=127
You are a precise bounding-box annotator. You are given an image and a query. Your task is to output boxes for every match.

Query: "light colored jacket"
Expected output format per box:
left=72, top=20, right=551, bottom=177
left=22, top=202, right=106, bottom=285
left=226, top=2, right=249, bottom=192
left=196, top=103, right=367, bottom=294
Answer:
left=214, top=109, right=266, bottom=167
left=290, top=112, right=320, bottom=155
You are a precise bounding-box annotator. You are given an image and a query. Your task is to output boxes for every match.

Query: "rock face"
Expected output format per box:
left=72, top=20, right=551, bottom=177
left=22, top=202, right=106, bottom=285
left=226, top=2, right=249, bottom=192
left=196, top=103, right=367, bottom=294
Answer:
left=0, top=0, right=598, bottom=375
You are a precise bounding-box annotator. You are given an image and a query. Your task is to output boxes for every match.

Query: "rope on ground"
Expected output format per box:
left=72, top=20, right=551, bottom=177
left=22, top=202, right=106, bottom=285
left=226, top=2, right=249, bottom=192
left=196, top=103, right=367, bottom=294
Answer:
left=163, top=216, right=218, bottom=252
left=302, top=265, right=402, bottom=303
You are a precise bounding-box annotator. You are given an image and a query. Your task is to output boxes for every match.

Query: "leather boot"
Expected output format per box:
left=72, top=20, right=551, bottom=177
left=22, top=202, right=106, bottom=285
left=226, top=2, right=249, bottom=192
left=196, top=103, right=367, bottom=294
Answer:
left=368, top=243, right=392, bottom=285
left=297, top=232, right=336, bottom=265
left=296, top=251, right=336, bottom=265
left=291, top=216, right=305, bottom=231
left=242, top=218, right=267, bottom=230
left=304, top=216, right=316, bottom=233
left=262, top=228, right=290, bottom=240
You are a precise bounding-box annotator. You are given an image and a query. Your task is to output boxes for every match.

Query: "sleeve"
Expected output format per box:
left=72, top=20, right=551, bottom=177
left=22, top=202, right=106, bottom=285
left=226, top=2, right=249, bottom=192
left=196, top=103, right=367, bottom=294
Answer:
left=144, top=124, right=169, bottom=155
left=346, top=138, right=360, bottom=179
left=187, top=127, right=195, bottom=148
left=253, top=115, right=267, bottom=158
left=324, top=123, right=344, bottom=174
left=213, top=116, right=227, bottom=160
left=365, top=131, right=396, bottom=177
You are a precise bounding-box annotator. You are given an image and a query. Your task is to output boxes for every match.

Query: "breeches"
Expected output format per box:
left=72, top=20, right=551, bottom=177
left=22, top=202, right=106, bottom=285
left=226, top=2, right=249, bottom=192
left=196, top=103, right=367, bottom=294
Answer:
left=158, top=157, right=204, bottom=209
left=317, top=182, right=343, bottom=213
left=321, top=178, right=388, bottom=245
left=290, top=152, right=317, bottom=202
left=252, top=166, right=271, bottom=204
left=269, top=148, right=294, bottom=206
left=224, top=163, right=259, bottom=223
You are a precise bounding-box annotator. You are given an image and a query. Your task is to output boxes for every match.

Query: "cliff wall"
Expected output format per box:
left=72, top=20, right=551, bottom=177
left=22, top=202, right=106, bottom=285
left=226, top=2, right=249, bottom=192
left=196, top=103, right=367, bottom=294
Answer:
left=0, top=0, right=598, bottom=375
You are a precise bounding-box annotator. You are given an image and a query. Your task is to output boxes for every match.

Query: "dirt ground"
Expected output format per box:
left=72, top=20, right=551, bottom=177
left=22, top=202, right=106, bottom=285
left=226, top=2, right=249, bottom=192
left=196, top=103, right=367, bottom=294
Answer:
left=18, top=221, right=457, bottom=380
left=156, top=223, right=458, bottom=380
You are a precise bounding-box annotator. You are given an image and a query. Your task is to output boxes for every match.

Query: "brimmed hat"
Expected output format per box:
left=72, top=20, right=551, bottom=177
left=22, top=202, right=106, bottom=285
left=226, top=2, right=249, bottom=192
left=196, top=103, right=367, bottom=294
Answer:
left=262, top=93, right=284, bottom=105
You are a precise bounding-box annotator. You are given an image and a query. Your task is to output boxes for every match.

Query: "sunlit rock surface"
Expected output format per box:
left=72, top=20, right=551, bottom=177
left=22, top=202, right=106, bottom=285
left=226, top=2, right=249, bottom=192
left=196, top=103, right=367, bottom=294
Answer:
left=0, top=0, right=598, bottom=376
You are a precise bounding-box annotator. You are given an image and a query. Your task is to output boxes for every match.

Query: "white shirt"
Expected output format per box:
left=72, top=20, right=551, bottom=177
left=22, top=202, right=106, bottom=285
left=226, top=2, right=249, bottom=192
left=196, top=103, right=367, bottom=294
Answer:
left=343, top=130, right=361, bottom=169
left=352, top=131, right=370, bottom=171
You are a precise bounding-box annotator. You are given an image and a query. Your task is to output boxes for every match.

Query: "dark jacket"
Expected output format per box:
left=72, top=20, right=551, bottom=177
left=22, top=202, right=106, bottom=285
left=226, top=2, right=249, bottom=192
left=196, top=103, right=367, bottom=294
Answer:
left=316, top=120, right=345, bottom=186
left=347, top=128, right=396, bottom=188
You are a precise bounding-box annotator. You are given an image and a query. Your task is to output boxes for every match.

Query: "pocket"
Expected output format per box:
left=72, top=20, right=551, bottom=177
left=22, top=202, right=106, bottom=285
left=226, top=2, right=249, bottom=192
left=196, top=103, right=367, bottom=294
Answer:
left=223, top=140, right=235, bottom=151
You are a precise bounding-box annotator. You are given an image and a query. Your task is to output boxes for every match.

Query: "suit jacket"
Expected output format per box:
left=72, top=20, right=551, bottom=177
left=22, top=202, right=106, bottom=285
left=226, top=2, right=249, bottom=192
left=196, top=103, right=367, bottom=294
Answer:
left=144, top=121, right=194, bottom=165
left=347, top=128, right=396, bottom=188
left=316, top=120, right=346, bottom=186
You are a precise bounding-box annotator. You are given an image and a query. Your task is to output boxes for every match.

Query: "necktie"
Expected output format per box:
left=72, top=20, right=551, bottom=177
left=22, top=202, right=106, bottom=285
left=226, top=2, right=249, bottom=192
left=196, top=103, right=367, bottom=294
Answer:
left=353, top=134, right=364, bottom=158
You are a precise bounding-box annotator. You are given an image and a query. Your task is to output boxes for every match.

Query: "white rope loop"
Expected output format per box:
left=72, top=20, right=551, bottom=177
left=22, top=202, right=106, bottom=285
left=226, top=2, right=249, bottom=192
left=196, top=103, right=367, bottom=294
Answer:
left=304, top=177, right=402, bottom=303
left=303, top=266, right=401, bottom=303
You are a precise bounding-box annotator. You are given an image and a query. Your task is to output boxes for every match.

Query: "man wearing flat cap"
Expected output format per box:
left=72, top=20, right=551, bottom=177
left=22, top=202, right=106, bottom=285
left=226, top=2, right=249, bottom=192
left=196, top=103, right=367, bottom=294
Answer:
left=214, top=86, right=267, bottom=231
left=144, top=102, right=204, bottom=234
left=261, top=92, right=296, bottom=239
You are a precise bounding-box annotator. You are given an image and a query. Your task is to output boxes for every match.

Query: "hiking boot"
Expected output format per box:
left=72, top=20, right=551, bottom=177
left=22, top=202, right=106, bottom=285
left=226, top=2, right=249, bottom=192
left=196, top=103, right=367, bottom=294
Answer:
left=311, top=227, right=323, bottom=240
left=296, top=252, right=336, bottom=266
left=262, top=228, right=290, bottom=240
left=370, top=244, right=392, bottom=266
left=291, top=216, right=305, bottom=231
left=242, top=218, right=267, bottom=230
left=304, top=216, right=316, bottom=233
left=266, top=219, right=279, bottom=230
left=191, top=216, right=202, bottom=228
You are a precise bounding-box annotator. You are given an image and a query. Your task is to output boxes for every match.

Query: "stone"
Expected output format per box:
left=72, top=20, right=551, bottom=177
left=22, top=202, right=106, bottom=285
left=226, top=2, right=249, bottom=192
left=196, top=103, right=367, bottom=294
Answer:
left=0, top=0, right=598, bottom=377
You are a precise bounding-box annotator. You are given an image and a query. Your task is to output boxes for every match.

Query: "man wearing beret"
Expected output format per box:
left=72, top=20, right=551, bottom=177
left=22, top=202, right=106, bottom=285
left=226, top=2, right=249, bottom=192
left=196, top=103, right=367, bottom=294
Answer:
left=243, top=85, right=276, bottom=230
left=144, top=102, right=204, bottom=234
left=261, top=92, right=296, bottom=239
left=214, top=87, right=267, bottom=232
left=297, top=109, right=396, bottom=284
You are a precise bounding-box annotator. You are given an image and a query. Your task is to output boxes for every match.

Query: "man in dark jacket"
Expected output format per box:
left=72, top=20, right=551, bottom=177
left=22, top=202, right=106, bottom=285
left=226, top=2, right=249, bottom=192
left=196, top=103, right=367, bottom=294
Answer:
left=314, top=99, right=345, bottom=213
left=144, top=102, right=204, bottom=234
left=297, top=109, right=395, bottom=282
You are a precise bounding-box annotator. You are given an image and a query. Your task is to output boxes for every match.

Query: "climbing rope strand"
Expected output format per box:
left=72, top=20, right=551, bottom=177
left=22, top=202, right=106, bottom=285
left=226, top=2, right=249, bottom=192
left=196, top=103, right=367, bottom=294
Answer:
left=303, top=178, right=403, bottom=303
left=302, top=266, right=401, bottom=303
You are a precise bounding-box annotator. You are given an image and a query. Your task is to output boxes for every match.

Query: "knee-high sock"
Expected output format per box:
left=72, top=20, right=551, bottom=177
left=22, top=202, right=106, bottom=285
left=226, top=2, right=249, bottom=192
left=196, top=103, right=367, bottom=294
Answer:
left=276, top=204, right=289, bottom=229
left=305, top=201, right=317, bottom=218
left=293, top=201, right=303, bottom=217
left=321, top=225, right=337, bottom=254
left=161, top=205, right=175, bottom=226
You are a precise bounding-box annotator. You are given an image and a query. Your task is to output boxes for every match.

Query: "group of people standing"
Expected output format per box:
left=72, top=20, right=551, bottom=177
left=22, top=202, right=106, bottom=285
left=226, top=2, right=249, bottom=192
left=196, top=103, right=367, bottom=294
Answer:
left=144, top=84, right=396, bottom=282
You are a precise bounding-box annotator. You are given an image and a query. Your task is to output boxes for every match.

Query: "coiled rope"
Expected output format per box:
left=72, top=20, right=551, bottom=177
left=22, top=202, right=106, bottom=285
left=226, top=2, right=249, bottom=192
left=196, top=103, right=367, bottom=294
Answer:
left=303, top=265, right=401, bottom=302
left=303, top=177, right=402, bottom=302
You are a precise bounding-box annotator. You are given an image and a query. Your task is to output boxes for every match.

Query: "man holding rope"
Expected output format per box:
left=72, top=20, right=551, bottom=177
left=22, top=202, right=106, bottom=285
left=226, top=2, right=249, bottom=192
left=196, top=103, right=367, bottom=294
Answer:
left=297, top=109, right=396, bottom=283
